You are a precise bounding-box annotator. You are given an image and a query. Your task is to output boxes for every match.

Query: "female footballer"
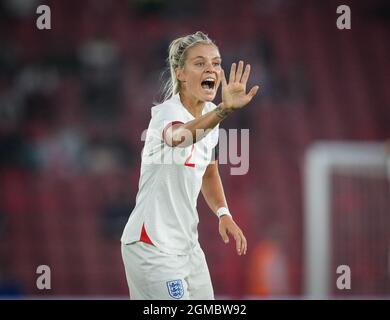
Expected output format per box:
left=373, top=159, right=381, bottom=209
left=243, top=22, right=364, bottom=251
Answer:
left=121, top=31, right=259, bottom=300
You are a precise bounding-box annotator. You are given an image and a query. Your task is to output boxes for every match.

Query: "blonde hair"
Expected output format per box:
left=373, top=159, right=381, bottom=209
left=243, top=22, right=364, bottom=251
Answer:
left=160, top=31, right=218, bottom=102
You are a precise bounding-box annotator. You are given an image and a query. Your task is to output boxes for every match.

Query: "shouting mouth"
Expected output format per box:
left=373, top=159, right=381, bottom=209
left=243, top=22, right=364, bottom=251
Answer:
left=201, top=77, right=216, bottom=93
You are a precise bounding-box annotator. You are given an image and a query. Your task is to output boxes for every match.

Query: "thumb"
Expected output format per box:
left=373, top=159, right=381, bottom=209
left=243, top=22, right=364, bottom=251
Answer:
left=247, top=85, right=260, bottom=99
left=220, top=227, right=229, bottom=244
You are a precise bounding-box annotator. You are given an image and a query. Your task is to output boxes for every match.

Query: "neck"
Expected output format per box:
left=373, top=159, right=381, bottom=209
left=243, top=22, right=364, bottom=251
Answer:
left=179, top=92, right=205, bottom=118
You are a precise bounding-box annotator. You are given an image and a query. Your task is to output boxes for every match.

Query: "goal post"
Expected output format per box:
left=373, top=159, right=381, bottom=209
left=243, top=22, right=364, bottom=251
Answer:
left=304, top=141, right=389, bottom=299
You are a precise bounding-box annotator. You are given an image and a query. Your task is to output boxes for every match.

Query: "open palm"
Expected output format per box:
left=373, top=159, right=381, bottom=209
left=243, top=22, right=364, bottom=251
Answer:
left=221, top=61, right=259, bottom=110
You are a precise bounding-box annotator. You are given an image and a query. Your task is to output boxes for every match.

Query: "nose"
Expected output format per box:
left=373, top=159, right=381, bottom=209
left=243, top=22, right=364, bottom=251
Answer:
left=204, top=62, right=215, bottom=73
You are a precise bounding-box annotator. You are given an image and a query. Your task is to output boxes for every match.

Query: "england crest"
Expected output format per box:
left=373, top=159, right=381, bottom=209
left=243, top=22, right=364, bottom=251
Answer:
left=166, top=279, right=184, bottom=299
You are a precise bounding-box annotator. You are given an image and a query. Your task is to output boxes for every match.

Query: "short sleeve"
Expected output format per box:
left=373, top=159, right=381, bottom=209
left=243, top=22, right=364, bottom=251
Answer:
left=151, top=103, right=188, bottom=144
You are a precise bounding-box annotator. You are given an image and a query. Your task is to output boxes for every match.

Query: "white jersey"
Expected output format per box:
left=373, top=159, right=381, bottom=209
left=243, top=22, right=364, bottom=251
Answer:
left=121, top=94, right=219, bottom=255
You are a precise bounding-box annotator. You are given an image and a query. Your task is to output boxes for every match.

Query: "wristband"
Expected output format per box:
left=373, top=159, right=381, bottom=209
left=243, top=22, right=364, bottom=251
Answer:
left=216, top=207, right=232, bottom=219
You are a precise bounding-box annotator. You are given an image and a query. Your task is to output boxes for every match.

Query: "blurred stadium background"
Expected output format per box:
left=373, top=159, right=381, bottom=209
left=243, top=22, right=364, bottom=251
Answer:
left=0, top=0, right=389, bottom=299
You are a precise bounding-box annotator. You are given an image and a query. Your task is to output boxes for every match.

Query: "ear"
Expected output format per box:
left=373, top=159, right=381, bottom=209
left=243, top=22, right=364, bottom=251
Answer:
left=175, top=68, right=186, bottom=82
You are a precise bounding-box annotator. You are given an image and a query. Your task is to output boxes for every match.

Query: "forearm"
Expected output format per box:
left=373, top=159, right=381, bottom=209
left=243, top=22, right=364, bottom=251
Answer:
left=170, top=104, right=233, bottom=147
left=201, top=170, right=228, bottom=215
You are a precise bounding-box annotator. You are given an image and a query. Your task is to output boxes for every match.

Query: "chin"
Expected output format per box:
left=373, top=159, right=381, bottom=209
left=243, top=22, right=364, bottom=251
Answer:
left=200, top=92, right=217, bottom=102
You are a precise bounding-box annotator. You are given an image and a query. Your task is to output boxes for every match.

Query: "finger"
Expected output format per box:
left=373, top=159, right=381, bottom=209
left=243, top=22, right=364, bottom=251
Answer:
left=235, top=60, right=244, bottom=83
left=234, top=233, right=242, bottom=255
left=221, top=69, right=228, bottom=87
left=247, top=85, right=260, bottom=100
left=237, top=232, right=246, bottom=255
left=240, top=64, right=251, bottom=84
left=220, top=228, right=229, bottom=244
left=241, top=233, right=247, bottom=255
left=229, top=63, right=236, bottom=83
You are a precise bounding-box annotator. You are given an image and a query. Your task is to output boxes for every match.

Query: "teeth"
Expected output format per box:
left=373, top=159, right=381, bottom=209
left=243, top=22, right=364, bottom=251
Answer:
left=201, top=78, right=215, bottom=91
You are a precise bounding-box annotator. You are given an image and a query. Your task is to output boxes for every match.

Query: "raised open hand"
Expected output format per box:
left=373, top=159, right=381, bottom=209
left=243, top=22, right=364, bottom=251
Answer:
left=221, top=61, right=259, bottom=111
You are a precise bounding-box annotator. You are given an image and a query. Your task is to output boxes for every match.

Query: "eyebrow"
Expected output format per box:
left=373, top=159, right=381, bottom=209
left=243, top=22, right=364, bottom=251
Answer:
left=191, top=56, right=222, bottom=61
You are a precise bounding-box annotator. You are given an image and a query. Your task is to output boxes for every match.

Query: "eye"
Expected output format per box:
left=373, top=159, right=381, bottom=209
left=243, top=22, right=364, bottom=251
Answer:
left=195, top=62, right=204, bottom=67
left=213, top=62, right=221, bottom=67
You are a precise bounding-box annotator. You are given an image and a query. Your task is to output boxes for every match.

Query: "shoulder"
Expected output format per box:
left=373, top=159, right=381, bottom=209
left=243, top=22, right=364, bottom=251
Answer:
left=151, top=100, right=184, bottom=120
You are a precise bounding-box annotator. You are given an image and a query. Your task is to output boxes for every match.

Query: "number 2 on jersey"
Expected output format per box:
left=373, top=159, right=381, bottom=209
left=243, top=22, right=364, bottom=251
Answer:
left=184, top=145, right=195, bottom=167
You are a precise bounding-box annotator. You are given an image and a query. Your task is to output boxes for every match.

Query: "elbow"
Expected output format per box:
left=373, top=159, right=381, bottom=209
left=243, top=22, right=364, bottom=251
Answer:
left=169, top=130, right=194, bottom=148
